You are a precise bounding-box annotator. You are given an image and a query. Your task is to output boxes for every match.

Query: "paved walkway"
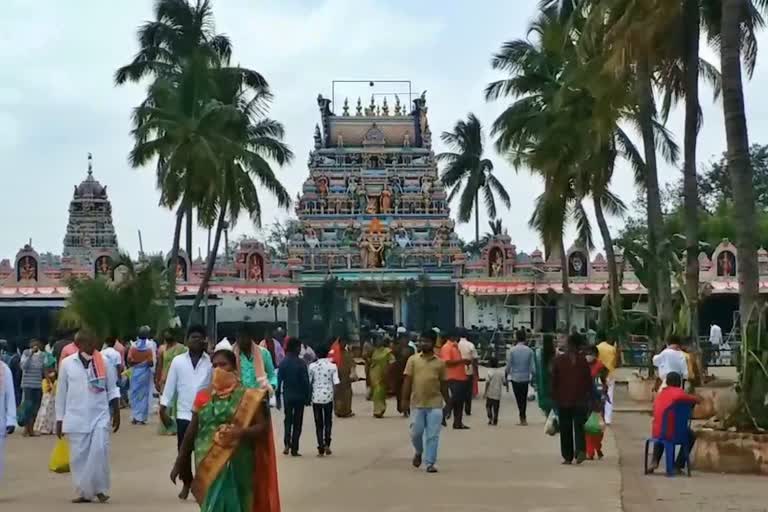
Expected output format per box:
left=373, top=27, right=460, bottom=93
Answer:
left=2, top=384, right=622, bottom=512
left=614, top=411, right=767, bottom=512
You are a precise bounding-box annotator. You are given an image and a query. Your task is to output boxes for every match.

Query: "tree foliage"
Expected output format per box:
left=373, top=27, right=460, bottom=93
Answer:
left=59, top=255, right=169, bottom=340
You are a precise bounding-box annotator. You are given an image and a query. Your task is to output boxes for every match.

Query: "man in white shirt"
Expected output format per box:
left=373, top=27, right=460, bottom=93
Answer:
left=308, top=345, right=340, bottom=456
left=709, top=323, right=723, bottom=364
left=457, top=329, right=479, bottom=416
left=159, top=325, right=211, bottom=499
left=56, top=329, right=121, bottom=504
left=652, top=335, right=689, bottom=386
left=709, top=323, right=723, bottom=347
left=0, top=358, right=17, bottom=485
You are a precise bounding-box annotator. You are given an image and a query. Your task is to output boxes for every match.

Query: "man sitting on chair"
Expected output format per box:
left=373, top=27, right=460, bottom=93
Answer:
left=648, top=371, right=700, bottom=473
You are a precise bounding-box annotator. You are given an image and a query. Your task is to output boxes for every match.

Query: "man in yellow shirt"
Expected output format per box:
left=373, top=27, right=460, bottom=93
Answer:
left=596, top=335, right=617, bottom=425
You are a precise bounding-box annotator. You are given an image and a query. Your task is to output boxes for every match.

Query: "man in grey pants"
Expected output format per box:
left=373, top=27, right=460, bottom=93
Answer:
left=505, top=329, right=535, bottom=425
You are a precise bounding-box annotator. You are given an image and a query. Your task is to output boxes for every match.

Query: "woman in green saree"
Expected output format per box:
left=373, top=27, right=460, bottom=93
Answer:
left=157, top=330, right=188, bottom=435
left=533, top=334, right=556, bottom=416
left=171, top=349, right=280, bottom=512
left=369, top=338, right=395, bottom=418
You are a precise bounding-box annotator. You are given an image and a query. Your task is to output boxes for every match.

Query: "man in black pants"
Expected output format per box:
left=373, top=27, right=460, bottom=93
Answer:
left=552, top=333, right=592, bottom=464
left=276, top=337, right=311, bottom=456
left=505, top=329, right=535, bottom=425
left=441, top=332, right=471, bottom=429
left=159, top=325, right=212, bottom=500
left=308, top=344, right=340, bottom=456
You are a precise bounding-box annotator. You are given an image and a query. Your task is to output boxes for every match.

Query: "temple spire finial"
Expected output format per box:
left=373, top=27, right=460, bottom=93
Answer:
left=87, top=152, right=93, bottom=176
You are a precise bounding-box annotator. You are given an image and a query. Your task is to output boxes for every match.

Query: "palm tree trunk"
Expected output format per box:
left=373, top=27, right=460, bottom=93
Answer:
left=721, top=0, right=760, bottom=330
left=168, top=206, right=185, bottom=319
left=185, top=207, right=193, bottom=259
left=683, top=0, right=701, bottom=344
left=188, top=201, right=228, bottom=331
left=594, top=195, right=622, bottom=326
left=559, top=239, right=572, bottom=329
left=637, top=59, right=673, bottom=337
left=475, top=191, right=480, bottom=242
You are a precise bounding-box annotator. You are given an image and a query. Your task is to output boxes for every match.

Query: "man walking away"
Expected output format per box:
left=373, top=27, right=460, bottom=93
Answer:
left=159, top=325, right=211, bottom=499
left=20, top=339, right=46, bottom=436
left=708, top=322, right=722, bottom=364
left=505, top=329, right=535, bottom=425
left=653, top=335, right=688, bottom=388
left=308, top=345, right=339, bottom=456
left=457, top=330, right=479, bottom=416
left=402, top=330, right=449, bottom=473
left=440, top=331, right=469, bottom=429
left=552, top=333, right=592, bottom=465
left=276, top=337, right=311, bottom=456
left=56, top=329, right=120, bottom=503
left=0, top=356, right=17, bottom=485
left=596, top=334, right=618, bottom=425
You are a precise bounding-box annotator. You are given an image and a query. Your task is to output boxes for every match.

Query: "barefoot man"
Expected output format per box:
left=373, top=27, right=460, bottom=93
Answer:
left=56, top=329, right=121, bottom=503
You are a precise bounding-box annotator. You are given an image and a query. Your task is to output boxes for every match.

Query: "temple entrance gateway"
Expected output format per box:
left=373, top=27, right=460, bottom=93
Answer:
left=359, top=296, right=395, bottom=331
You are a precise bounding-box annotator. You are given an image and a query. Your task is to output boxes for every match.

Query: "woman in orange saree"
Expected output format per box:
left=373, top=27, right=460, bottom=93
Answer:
left=171, top=349, right=280, bottom=512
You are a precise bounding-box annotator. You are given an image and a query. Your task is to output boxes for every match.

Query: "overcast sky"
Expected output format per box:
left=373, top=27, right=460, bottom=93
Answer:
left=2, top=0, right=768, bottom=261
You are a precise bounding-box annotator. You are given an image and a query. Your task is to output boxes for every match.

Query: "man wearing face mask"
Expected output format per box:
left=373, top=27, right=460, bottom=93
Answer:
left=56, top=329, right=121, bottom=504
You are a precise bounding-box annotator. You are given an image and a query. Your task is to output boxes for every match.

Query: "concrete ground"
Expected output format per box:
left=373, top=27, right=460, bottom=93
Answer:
left=613, top=411, right=767, bottom=512
left=2, top=382, right=622, bottom=512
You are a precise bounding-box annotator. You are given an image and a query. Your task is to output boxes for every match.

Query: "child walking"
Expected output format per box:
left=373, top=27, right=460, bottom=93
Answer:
left=484, top=357, right=507, bottom=425
left=34, top=366, right=57, bottom=435
left=585, top=346, right=609, bottom=459
left=308, top=345, right=340, bottom=456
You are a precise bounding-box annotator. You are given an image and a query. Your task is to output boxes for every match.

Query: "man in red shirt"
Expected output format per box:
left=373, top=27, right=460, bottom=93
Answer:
left=440, top=330, right=470, bottom=430
left=552, top=333, right=593, bottom=464
left=649, top=372, right=700, bottom=473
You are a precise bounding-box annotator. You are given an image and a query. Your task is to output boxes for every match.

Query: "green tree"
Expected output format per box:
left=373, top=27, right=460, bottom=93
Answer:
left=117, top=0, right=286, bottom=328
left=185, top=70, right=293, bottom=328
left=116, top=0, right=238, bottom=281
left=485, top=6, right=671, bottom=328
left=437, top=113, right=511, bottom=242
left=59, top=255, right=169, bottom=340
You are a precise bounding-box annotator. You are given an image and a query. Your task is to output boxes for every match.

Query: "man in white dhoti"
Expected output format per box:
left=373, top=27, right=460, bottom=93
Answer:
left=1, top=358, right=18, bottom=484
left=55, top=330, right=121, bottom=504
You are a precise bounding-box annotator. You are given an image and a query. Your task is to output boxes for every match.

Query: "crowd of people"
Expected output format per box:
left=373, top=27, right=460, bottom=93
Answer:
left=0, top=321, right=709, bottom=509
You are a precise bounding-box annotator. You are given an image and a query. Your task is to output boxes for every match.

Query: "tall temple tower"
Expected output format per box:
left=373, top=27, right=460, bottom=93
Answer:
left=290, top=87, right=462, bottom=340
left=62, top=154, right=119, bottom=259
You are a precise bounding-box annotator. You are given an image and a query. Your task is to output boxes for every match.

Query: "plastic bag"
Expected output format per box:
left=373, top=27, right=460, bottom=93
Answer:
left=544, top=410, right=559, bottom=436
left=16, top=400, right=33, bottom=427
left=49, top=438, right=70, bottom=473
left=584, top=412, right=604, bottom=434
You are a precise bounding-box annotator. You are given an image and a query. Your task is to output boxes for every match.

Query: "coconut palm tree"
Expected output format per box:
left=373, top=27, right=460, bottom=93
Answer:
left=116, top=0, right=235, bottom=266
left=487, top=5, right=677, bottom=330
left=720, top=0, right=761, bottom=328
left=117, top=0, right=270, bottom=318
left=185, top=69, right=293, bottom=327
left=437, top=113, right=511, bottom=242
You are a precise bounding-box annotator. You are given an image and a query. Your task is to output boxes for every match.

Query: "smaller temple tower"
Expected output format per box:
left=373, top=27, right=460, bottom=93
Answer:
left=62, top=154, right=119, bottom=259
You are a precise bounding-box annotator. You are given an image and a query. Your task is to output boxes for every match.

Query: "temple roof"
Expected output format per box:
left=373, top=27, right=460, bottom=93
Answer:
left=74, top=154, right=108, bottom=199
left=317, top=92, right=431, bottom=151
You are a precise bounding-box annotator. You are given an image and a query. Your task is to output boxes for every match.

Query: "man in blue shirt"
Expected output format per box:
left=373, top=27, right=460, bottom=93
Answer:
left=276, top=338, right=311, bottom=456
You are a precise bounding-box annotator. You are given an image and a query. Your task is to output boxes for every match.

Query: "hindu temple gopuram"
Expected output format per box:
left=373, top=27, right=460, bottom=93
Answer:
left=288, top=92, right=463, bottom=341
left=1, top=88, right=767, bottom=345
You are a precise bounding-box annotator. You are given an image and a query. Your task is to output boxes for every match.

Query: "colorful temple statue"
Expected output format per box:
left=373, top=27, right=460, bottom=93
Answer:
left=290, top=88, right=462, bottom=342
